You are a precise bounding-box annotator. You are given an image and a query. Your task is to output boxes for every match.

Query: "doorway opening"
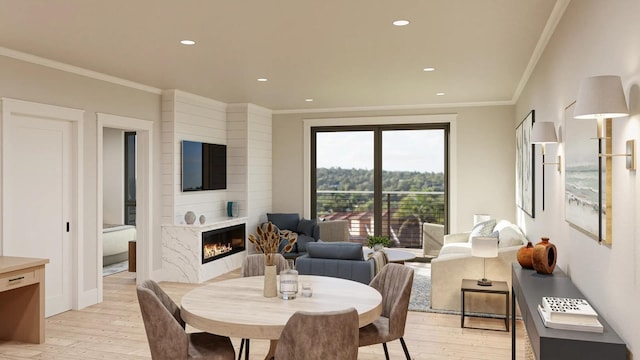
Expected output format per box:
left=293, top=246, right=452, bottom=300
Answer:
left=97, top=113, right=153, bottom=303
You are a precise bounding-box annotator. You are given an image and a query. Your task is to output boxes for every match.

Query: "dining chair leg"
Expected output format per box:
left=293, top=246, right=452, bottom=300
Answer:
left=237, top=339, right=244, bottom=360
left=382, top=343, right=390, bottom=360
left=238, top=338, right=250, bottom=360
left=399, top=337, right=412, bottom=360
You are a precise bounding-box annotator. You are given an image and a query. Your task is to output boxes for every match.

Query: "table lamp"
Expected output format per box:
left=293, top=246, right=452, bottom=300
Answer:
left=471, top=236, right=498, bottom=286
left=473, top=214, right=491, bottom=226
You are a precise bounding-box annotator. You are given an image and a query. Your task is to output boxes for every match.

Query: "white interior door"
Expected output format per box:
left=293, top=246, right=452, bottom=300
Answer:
left=3, top=114, right=73, bottom=316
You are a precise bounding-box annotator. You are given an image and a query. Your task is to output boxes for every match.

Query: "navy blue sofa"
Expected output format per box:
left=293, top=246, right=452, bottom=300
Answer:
left=295, top=242, right=375, bottom=284
left=266, top=213, right=320, bottom=260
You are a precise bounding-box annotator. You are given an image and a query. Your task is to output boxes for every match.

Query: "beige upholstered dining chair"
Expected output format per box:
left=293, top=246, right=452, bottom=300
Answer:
left=358, top=263, right=414, bottom=360
left=136, top=280, right=236, bottom=360
left=274, top=308, right=359, bottom=360
left=240, top=253, right=288, bottom=277
left=369, top=250, right=389, bottom=275
left=238, top=253, right=288, bottom=360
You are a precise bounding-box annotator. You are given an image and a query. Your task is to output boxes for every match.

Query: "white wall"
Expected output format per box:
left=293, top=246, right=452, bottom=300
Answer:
left=0, top=54, right=162, bottom=299
left=516, top=0, right=639, bottom=355
left=272, top=105, right=516, bottom=233
left=102, top=127, right=125, bottom=224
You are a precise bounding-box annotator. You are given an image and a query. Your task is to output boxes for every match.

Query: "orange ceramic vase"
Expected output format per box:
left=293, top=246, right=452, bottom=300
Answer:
left=517, top=241, right=535, bottom=269
left=532, top=237, right=557, bottom=274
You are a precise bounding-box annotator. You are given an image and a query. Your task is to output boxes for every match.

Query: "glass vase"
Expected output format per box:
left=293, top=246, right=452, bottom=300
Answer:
left=280, top=259, right=298, bottom=300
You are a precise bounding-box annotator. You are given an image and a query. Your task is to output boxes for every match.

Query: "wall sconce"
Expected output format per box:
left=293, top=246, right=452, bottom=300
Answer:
left=573, top=75, right=634, bottom=244
left=574, top=75, right=635, bottom=169
left=531, top=121, right=560, bottom=211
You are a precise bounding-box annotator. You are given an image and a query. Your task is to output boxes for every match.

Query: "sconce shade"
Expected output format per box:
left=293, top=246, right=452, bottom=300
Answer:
left=471, top=236, right=498, bottom=258
left=531, top=122, right=558, bottom=144
left=574, top=75, right=628, bottom=119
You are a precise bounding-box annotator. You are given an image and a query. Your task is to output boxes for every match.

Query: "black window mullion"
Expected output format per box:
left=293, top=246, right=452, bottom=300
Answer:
left=373, top=128, right=383, bottom=236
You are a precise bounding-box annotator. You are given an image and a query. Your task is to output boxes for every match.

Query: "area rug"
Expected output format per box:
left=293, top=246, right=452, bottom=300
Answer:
left=407, top=263, right=431, bottom=312
left=103, top=260, right=128, bottom=276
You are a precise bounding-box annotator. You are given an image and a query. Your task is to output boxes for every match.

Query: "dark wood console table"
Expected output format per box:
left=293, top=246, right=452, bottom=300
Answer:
left=511, top=263, right=626, bottom=359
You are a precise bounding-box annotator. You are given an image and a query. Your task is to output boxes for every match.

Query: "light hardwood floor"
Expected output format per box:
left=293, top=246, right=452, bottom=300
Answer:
left=0, top=268, right=529, bottom=359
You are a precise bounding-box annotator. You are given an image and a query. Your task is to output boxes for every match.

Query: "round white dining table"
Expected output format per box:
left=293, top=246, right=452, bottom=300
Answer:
left=181, top=275, right=382, bottom=340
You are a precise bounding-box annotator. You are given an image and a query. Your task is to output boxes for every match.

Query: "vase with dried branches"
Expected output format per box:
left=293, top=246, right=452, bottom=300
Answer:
left=248, top=222, right=297, bottom=297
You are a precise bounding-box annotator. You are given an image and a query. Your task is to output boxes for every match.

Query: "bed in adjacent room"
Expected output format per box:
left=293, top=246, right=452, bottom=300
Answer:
left=103, top=224, right=136, bottom=266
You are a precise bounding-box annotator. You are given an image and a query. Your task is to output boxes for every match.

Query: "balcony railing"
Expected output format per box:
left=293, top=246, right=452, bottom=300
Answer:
left=316, top=190, right=445, bottom=248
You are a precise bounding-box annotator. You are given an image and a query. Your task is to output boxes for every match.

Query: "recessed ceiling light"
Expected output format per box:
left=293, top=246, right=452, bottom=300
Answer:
left=392, top=20, right=410, bottom=27
left=305, top=99, right=314, bottom=102
left=423, top=67, right=435, bottom=72
left=257, top=78, right=268, bottom=82
left=180, top=40, right=196, bottom=45
left=436, top=92, right=445, bottom=96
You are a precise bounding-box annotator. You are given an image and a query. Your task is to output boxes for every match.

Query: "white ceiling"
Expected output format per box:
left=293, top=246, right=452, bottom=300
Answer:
left=0, top=0, right=563, bottom=112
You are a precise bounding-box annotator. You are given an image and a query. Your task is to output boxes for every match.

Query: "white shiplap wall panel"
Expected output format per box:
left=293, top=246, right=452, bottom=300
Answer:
left=162, top=90, right=230, bottom=225
left=246, top=104, right=272, bottom=232
left=160, top=96, right=272, bottom=257
left=160, top=93, right=177, bottom=225
left=226, top=107, right=248, bottom=219
left=227, top=103, right=272, bottom=242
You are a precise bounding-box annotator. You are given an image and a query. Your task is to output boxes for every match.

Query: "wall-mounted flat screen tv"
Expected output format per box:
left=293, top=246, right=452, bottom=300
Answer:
left=182, top=140, right=227, bottom=191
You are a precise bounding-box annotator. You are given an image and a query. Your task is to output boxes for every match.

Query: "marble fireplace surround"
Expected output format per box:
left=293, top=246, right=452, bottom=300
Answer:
left=162, top=217, right=248, bottom=283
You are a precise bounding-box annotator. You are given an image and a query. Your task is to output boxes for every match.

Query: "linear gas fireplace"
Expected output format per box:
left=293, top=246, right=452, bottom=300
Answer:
left=202, top=224, right=245, bottom=264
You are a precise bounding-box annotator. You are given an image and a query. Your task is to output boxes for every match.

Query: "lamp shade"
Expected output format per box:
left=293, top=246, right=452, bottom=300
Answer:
left=574, top=75, right=628, bottom=119
left=473, top=214, right=491, bottom=225
left=531, top=122, right=558, bottom=144
left=471, top=236, right=498, bottom=258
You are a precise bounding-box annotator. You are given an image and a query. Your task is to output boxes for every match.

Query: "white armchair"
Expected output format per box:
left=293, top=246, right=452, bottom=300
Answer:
left=430, top=220, right=526, bottom=314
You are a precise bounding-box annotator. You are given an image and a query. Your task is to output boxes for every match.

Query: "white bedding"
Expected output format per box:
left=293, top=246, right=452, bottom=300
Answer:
left=103, top=224, right=136, bottom=258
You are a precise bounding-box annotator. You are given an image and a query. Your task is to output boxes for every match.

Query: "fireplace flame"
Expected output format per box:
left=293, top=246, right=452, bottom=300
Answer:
left=203, top=243, right=233, bottom=260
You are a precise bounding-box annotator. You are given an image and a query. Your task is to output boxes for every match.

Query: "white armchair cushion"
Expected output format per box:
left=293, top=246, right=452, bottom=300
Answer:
left=494, top=220, right=526, bottom=248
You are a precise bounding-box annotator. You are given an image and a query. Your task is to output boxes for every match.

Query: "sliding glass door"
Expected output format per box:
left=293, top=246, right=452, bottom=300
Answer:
left=312, top=124, right=448, bottom=248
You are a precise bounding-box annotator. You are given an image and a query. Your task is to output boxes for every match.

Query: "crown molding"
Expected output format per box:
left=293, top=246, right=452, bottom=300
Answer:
left=0, top=46, right=162, bottom=95
left=511, top=0, right=571, bottom=103
left=273, top=99, right=514, bottom=115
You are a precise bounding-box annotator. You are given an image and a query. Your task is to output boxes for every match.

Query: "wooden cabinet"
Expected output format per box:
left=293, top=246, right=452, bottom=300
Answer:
left=0, top=256, right=49, bottom=344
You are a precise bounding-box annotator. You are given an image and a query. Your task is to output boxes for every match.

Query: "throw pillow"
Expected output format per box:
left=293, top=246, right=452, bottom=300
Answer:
left=296, top=234, right=315, bottom=252
left=468, top=219, right=497, bottom=242
left=497, top=224, right=526, bottom=247
left=267, top=213, right=300, bottom=232
left=296, top=218, right=317, bottom=237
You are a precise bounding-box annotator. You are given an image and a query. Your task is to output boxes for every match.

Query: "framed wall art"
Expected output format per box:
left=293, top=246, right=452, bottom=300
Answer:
left=563, top=101, right=603, bottom=241
left=516, top=110, right=535, bottom=218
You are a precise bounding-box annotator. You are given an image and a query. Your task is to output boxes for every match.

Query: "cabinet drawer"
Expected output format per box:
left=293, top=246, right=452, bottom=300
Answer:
left=0, top=268, right=38, bottom=292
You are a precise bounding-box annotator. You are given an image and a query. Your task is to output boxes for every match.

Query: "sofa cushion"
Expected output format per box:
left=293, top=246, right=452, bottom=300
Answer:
left=494, top=221, right=526, bottom=247
left=438, top=242, right=472, bottom=257
left=296, top=234, right=316, bottom=252
left=267, top=213, right=300, bottom=232
left=297, top=218, right=317, bottom=237
left=467, top=219, right=497, bottom=242
left=307, top=242, right=364, bottom=260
